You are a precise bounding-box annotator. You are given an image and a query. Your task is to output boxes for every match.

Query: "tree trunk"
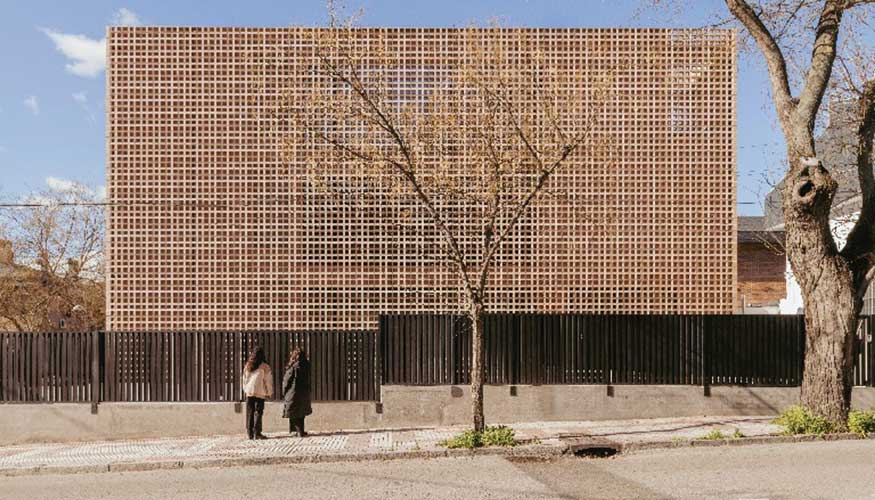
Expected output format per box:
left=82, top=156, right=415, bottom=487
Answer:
left=799, top=271, right=859, bottom=428
left=783, top=152, right=860, bottom=428
left=469, top=301, right=486, bottom=432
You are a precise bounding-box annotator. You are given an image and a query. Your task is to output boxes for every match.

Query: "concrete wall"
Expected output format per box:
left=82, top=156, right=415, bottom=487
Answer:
left=379, top=385, right=873, bottom=426
left=0, top=401, right=381, bottom=446
left=2, top=385, right=874, bottom=446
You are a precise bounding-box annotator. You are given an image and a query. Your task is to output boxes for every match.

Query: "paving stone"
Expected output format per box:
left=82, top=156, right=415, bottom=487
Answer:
left=369, top=432, right=391, bottom=449
left=0, top=415, right=792, bottom=476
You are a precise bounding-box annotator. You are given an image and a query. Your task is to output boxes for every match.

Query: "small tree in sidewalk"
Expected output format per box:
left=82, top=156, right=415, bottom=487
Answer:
left=283, top=21, right=615, bottom=431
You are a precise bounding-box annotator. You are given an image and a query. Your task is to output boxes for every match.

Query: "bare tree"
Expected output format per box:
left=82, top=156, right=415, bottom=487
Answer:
left=0, top=184, right=105, bottom=332
left=652, top=0, right=875, bottom=427
left=282, top=22, right=614, bottom=431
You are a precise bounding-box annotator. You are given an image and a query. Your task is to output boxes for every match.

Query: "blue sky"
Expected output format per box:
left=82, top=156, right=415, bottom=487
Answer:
left=0, top=0, right=787, bottom=215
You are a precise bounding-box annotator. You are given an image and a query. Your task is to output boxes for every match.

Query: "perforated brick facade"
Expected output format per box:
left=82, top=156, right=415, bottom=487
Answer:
left=106, top=27, right=737, bottom=331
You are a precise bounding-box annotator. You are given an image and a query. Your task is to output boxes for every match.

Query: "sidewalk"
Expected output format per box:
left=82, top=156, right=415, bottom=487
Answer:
left=0, top=415, right=811, bottom=476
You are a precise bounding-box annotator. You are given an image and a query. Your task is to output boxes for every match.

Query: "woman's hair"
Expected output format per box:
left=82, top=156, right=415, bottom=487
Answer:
left=286, top=347, right=307, bottom=369
left=245, top=347, right=266, bottom=373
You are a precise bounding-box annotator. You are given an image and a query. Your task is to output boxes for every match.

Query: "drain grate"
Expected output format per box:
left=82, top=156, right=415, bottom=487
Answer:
left=573, top=446, right=619, bottom=458
left=561, top=438, right=622, bottom=459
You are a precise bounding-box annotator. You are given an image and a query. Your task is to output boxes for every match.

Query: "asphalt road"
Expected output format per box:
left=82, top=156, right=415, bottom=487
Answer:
left=4, top=440, right=874, bottom=500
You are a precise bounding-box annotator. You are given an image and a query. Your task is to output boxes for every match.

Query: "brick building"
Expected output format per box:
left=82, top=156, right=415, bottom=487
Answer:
left=106, top=27, right=737, bottom=331
left=735, top=217, right=785, bottom=313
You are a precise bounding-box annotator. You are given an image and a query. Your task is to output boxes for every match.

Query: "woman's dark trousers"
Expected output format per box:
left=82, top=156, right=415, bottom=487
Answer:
left=246, top=397, right=265, bottom=438
left=289, top=417, right=306, bottom=435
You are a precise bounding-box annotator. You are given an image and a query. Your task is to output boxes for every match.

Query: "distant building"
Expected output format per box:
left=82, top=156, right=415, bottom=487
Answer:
left=0, top=239, right=97, bottom=332
left=764, top=99, right=875, bottom=315
left=0, top=239, right=27, bottom=331
left=736, top=216, right=786, bottom=314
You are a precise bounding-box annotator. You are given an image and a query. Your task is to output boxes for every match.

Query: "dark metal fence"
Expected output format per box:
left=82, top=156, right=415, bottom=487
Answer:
left=0, top=332, right=99, bottom=403
left=379, top=314, right=707, bottom=385
left=380, top=314, right=875, bottom=388
left=2, top=330, right=377, bottom=403
left=705, top=315, right=805, bottom=386
left=2, top=315, right=873, bottom=404
left=855, top=317, right=875, bottom=387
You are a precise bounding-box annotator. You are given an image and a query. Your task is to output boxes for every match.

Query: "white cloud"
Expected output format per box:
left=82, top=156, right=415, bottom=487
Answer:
left=95, top=185, right=107, bottom=201
left=40, top=9, right=141, bottom=78
left=40, top=28, right=106, bottom=78
left=110, top=8, right=142, bottom=26
left=45, top=177, right=101, bottom=199
left=46, top=176, right=78, bottom=192
left=23, top=96, right=40, bottom=115
left=72, top=91, right=87, bottom=103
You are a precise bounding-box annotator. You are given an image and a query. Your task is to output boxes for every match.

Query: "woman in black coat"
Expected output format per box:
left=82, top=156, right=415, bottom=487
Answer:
left=282, top=347, right=313, bottom=437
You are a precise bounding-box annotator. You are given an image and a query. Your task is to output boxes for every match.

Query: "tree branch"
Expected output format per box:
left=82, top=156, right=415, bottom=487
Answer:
left=481, top=125, right=596, bottom=275
left=1, top=313, right=25, bottom=332
left=314, top=51, right=478, bottom=294
left=308, top=125, right=473, bottom=286
left=725, top=0, right=796, bottom=130
left=840, top=80, right=875, bottom=292
left=795, top=0, right=845, bottom=130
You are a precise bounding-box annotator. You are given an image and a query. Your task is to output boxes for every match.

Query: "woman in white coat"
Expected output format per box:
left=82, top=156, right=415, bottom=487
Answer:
left=242, top=347, right=273, bottom=439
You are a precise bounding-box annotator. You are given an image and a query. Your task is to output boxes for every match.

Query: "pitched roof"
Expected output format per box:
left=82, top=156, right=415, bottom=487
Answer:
left=738, top=215, right=784, bottom=244
left=738, top=216, right=764, bottom=232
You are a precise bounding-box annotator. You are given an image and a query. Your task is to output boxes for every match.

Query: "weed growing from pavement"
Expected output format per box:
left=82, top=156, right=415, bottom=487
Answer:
left=699, top=430, right=727, bottom=440
left=848, top=410, right=875, bottom=436
left=440, top=425, right=517, bottom=449
left=774, top=406, right=839, bottom=436
left=732, top=428, right=745, bottom=439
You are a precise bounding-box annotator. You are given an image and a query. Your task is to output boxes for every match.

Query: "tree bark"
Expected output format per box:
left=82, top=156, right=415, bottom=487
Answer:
left=783, top=152, right=860, bottom=428
left=798, top=267, right=859, bottom=428
left=469, top=300, right=486, bottom=432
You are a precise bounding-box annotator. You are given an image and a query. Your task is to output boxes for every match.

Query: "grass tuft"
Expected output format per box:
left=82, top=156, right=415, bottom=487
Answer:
left=848, top=410, right=875, bottom=436
left=773, top=406, right=839, bottom=436
left=699, top=429, right=727, bottom=440
left=440, top=425, right=517, bottom=449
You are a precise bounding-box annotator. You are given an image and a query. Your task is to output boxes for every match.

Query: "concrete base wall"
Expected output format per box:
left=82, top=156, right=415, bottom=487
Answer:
left=0, top=401, right=381, bottom=446
left=380, top=385, right=875, bottom=426
left=2, top=385, right=874, bottom=446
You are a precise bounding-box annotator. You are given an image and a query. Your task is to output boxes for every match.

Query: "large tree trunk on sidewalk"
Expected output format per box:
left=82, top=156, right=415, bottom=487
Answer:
left=721, top=0, right=875, bottom=430
left=469, top=301, right=486, bottom=433
left=783, top=151, right=861, bottom=428
left=797, top=264, right=859, bottom=427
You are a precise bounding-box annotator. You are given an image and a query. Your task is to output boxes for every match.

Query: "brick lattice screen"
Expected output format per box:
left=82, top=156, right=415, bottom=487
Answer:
left=106, top=27, right=737, bottom=331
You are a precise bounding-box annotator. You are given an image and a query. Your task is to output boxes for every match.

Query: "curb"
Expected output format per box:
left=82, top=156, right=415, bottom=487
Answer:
left=4, top=433, right=873, bottom=477
left=0, top=442, right=569, bottom=478
left=619, top=432, right=875, bottom=454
